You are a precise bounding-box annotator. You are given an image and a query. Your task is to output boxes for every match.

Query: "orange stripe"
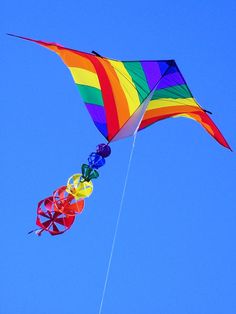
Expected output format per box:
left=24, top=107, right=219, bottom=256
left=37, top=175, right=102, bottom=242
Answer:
left=28, top=39, right=97, bottom=73
left=58, top=49, right=96, bottom=72
left=140, top=106, right=231, bottom=150
left=143, top=105, right=199, bottom=120
left=184, top=111, right=231, bottom=149
left=177, top=113, right=214, bottom=135
left=98, top=59, right=131, bottom=127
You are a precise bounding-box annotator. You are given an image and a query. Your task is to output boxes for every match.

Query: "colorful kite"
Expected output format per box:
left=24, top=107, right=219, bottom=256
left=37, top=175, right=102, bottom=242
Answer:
left=9, top=34, right=231, bottom=236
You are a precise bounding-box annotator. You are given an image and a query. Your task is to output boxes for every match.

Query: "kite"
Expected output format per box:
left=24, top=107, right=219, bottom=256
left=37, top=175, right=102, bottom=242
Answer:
left=9, top=34, right=231, bottom=236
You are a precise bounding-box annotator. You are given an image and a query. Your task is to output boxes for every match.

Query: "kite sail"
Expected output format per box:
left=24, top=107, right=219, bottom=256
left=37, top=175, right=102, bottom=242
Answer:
left=8, top=33, right=230, bottom=148
left=9, top=34, right=231, bottom=236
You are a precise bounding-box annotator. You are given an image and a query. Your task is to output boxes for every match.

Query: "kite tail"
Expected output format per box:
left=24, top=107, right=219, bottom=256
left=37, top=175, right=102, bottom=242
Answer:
left=29, top=143, right=111, bottom=236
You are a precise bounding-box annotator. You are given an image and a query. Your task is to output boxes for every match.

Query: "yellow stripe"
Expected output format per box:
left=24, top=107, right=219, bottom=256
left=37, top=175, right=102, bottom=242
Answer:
left=68, top=67, right=101, bottom=89
left=108, top=60, right=140, bottom=115
left=147, top=97, right=199, bottom=110
left=173, top=113, right=195, bottom=120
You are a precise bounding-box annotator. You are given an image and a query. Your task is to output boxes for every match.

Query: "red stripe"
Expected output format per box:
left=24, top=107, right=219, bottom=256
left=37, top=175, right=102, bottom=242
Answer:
left=139, top=114, right=173, bottom=129
left=140, top=110, right=231, bottom=150
left=191, top=110, right=231, bottom=150
left=80, top=54, right=120, bottom=140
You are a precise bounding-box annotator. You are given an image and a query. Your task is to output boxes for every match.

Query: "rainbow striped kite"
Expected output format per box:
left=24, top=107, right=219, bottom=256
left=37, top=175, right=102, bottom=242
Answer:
left=9, top=35, right=230, bottom=148
left=9, top=34, right=230, bottom=149
left=10, top=34, right=231, bottom=236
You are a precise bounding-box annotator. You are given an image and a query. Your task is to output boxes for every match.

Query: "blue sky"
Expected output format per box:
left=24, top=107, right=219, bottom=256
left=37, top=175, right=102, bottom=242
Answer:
left=2, top=0, right=236, bottom=313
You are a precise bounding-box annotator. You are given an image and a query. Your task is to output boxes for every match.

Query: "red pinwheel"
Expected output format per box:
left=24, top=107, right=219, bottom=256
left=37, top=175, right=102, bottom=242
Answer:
left=36, top=197, right=75, bottom=236
left=53, top=186, right=85, bottom=215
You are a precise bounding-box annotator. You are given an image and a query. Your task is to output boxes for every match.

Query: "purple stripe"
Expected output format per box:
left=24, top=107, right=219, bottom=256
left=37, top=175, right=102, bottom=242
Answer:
left=141, top=61, right=162, bottom=90
left=157, top=72, right=185, bottom=89
left=86, top=103, right=106, bottom=124
left=85, top=104, right=108, bottom=138
left=94, top=122, right=108, bottom=138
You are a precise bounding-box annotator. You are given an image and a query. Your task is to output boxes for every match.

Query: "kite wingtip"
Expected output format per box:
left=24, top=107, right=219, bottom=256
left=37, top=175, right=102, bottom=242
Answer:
left=6, top=33, right=34, bottom=42
left=6, top=33, right=18, bottom=37
left=224, top=142, right=233, bottom=152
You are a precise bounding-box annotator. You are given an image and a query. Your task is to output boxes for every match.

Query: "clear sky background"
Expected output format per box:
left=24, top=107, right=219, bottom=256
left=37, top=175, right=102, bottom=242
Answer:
left=1, top=1, right=236, bottom=313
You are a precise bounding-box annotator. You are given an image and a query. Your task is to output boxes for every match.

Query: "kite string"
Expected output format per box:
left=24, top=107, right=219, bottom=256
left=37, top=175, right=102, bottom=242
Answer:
left=98, top=133, right=137, bottom=314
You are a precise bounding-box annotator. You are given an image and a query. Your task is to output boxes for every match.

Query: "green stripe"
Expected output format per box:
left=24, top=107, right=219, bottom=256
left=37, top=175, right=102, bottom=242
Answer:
left=76, top=84, right=104, bottom=106
left=152, top=84, right=192, bottom=100
left=123, top=61, right=150, bottom=102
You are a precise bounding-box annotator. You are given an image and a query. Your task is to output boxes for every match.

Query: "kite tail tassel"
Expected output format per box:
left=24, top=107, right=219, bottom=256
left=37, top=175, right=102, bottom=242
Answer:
left=34, top=143, right=112, bottom=236
left=28, top=228, right=43, bottom=236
